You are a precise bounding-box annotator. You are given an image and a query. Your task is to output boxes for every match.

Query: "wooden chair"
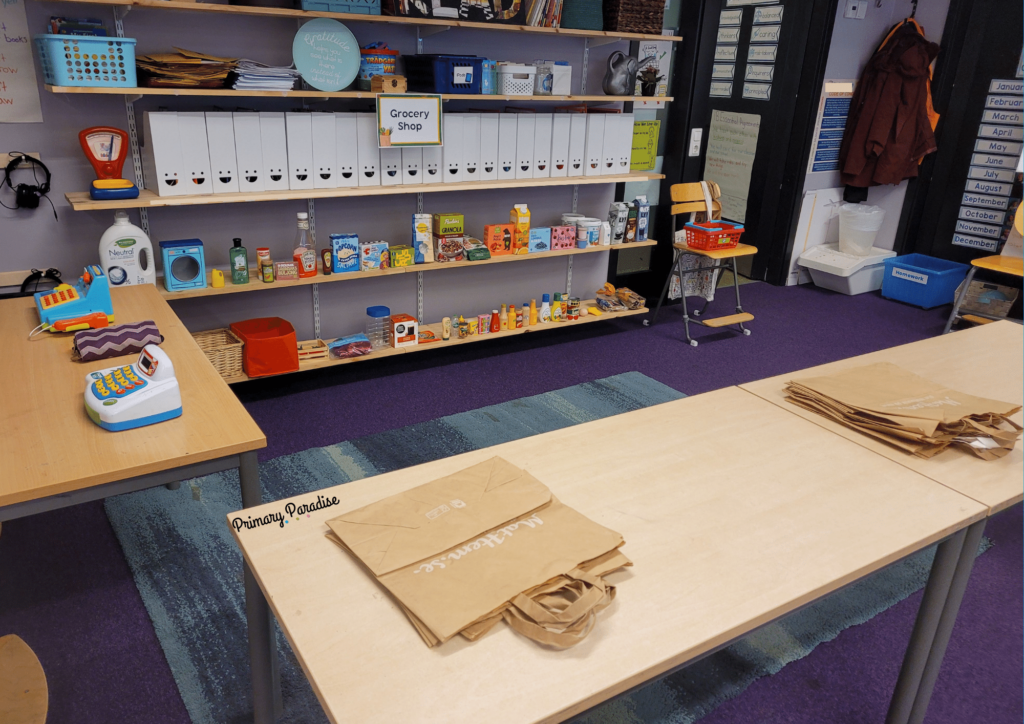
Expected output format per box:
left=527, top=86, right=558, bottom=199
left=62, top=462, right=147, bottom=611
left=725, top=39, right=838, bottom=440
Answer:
left=0, top=635, right=48, bottom=724
left=646, top=181, right=757, bottom=347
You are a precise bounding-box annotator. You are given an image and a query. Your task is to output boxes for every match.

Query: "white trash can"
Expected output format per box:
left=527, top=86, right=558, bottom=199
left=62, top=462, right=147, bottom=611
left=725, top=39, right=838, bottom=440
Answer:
left=838, top=203, right=886, bottom=256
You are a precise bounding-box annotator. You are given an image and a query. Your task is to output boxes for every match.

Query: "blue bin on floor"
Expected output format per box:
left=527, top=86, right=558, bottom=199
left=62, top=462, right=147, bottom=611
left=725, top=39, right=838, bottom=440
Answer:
left=881, top=254, right=969, bottom=309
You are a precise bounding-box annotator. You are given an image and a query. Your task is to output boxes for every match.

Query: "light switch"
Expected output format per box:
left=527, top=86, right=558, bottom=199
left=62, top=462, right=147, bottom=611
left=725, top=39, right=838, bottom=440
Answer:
left=688, top=128, right=703, bottom=157
left=844, top=0, right=867, bottom=19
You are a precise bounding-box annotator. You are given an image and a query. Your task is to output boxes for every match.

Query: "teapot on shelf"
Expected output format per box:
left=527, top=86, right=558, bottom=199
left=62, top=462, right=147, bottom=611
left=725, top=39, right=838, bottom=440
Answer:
left=602, top=51, right=659, bottom=96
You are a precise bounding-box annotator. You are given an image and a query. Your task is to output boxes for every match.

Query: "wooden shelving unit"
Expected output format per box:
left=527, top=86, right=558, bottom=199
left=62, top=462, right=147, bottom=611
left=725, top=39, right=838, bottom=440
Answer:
left=222, top=301, right=648, bottom=384
left=159, top=240, right=658, bottom=300
left=46, top=85, right=671, bottom=104
left=66, top=172, right=665, bottom=211
left=46, top=0, right=682, bottom=42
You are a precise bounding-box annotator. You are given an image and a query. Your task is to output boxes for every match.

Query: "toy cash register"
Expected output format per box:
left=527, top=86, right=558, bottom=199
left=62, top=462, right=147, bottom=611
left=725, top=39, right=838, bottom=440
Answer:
left=85, top=344, right=182, bottom=431
left=32, top=265, right=114, bottom=336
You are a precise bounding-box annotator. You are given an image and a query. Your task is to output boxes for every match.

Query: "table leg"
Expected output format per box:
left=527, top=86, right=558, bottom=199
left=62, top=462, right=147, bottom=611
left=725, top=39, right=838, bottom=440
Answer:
left=906, top=519, right=987, bottom=724
left=884, top=527, right=967, bottom=724
left=942, top=266, right=976, bottom=334
left=647, top=250, right=680, bottom=328
left=239, top=450, right=282, bottom=724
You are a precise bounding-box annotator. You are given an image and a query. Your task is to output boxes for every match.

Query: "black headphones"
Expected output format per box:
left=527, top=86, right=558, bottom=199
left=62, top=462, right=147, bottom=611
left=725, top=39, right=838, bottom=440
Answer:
left=3, top=153, right=56, bottom=218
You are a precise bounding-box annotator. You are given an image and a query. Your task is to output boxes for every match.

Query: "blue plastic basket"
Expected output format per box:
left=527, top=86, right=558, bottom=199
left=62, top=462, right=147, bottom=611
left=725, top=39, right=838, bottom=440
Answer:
left=881, top=254, right=970, bottom=309
left=35, top=35, right=137, bottom=88
left=300, top=0, right=380, bottom=14
left=404, top=55, right=483, bottom=94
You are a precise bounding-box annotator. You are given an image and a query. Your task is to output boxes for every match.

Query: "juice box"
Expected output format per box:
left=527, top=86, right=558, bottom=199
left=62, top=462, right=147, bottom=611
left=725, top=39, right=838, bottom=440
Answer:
left=390, top=313, right=418, bottom=348
left=330, top=233, right=359, bottom=273
left=389, top=245, right=415, bottom=267
left=432, top=213, right=464, bottom=236
left=510, top=203, right=530, bottom=255
left=412, top=213, right=432, bottom=263
left=528, top=227, right=551, bottom=253
left=462, top=237, right=491, bottom=261
left=359, top=241, right=390, bottom=270
left=434, top=234, right=465, bottom=262
left=550, top=225, right=575, bottom=250
left=484, top=224, right=515, bottom=256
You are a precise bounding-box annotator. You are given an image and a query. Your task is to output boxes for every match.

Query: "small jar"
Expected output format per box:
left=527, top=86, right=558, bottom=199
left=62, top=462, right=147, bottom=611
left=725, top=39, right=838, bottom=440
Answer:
left=533, top=60, right=554, bottom=95
left=365, top=305, right=391, bottom=349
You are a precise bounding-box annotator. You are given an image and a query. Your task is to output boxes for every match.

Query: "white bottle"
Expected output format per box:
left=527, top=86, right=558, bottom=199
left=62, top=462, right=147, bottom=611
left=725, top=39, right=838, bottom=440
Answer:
left=99, top=210, right=156, bottom=286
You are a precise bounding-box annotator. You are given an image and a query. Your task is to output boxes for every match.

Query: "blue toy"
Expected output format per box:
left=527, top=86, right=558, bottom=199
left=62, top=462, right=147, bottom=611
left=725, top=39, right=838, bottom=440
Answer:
left=31, top=265, right=114, bottom=335
left=160, top=239, right=208, bottom=292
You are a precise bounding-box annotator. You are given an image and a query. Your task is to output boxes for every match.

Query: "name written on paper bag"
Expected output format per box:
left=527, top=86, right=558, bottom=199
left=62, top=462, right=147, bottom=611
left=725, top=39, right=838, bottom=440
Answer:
left=231, top=493, right=341, bottom=531
left=414, top=514, right=544, bottom=573
left=880, top=395, right=963, bottom=412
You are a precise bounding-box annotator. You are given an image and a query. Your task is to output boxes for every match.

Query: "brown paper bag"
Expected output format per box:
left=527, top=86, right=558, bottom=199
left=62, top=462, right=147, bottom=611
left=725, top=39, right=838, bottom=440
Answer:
left=787, top=362, right=1022, bottom=459
left=327, top=457, right=626, bottom=646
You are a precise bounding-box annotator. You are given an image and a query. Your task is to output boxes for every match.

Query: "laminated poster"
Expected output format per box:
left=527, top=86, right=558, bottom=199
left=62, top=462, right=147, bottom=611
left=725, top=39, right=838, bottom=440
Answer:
left=704, top=109, right=761, bottom=224
left=0, top=0, right=43, bottom=123
left=630, top=120, right=660, bottom=171
left=807, top=80, right=855, bottom=174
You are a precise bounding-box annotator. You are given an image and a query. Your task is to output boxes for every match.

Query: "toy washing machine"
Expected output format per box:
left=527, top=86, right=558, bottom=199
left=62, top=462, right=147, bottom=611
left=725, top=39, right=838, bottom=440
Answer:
left=159, top=239, right=207, bottom=292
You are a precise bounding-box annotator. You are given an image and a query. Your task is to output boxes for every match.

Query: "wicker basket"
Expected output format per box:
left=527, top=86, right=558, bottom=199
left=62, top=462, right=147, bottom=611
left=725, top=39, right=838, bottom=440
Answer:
left=192, top=328, right=244, bottom=379
left=603, top=0, right=664, bottom=34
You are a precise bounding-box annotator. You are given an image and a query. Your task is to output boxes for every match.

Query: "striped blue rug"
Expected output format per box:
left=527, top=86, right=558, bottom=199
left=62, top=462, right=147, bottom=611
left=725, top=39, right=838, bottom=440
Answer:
left=104, top=372, right=989, bottom=724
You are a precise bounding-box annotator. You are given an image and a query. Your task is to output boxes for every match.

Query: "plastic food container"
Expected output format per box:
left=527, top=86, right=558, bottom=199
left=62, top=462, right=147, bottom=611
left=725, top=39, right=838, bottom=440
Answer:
left=533, top=60, right=554, bottom=95
left=497, top=63, right=537, bottom=96
left=366, top=305, right=392, bottom=349
left=561, top=212, right=585, bottom=226
left=576, top=218, right=601, bottom=247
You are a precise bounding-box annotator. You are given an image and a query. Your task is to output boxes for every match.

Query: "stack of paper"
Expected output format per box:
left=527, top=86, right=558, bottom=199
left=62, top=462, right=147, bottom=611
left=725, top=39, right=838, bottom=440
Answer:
left=786, top=362, right=1022, bottom=460
left=232, top=59, right=301, bottom=92
left=135, top=48, right=237, bottom=88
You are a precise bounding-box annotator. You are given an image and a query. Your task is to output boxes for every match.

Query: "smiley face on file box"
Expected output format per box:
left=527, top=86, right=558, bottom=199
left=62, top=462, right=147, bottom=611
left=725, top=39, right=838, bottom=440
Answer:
left=177, top=112, right=212, bottom=189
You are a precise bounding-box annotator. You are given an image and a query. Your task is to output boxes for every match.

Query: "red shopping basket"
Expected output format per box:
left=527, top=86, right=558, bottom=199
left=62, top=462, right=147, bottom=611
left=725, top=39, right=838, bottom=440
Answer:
left=683, top=221, right=744, bottom=251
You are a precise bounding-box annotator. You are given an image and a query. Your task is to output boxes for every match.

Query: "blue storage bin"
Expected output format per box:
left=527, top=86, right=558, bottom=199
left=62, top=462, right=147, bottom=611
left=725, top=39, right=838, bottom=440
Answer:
left=881, top=254, right=970, bottom=309
left=404, top=55, right=483, bottom=94
left=35, top=35, right=137, bottom=88
left=300, top=0, right=381, bottom=14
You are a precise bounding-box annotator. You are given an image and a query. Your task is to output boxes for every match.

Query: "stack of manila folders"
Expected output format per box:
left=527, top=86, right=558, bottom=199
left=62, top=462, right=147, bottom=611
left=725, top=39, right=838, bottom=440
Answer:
left=786, top=362, right=1022, bottom=460
left=326, top=457, right=629, bottom=648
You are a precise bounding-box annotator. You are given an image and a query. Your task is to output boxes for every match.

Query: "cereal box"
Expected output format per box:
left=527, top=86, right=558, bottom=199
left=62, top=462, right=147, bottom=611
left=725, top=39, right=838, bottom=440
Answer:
left=412, top=214, right=433, bottom=263
left=390, top=314, right=419, bottom=348
left=330, top=233, right=360, bottom=273
left=551, top=225, right=575, bottom=250
left=510, top=204, right=530, bottom=255
left=484, top=224, right=515, bottom=256
left=528, top=227, right=551, bottom=253
left=359, top=241, right=390, bottom=270
left=434, top=234, right=465, bottom=263
left=432, top=213, right=464, bottom=236
left=390, top=245, right=415, bottom=267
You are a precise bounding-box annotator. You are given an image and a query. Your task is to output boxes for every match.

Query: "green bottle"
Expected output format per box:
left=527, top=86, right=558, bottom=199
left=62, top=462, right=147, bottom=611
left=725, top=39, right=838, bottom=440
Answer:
left=230, top=238, right=249, bottom=285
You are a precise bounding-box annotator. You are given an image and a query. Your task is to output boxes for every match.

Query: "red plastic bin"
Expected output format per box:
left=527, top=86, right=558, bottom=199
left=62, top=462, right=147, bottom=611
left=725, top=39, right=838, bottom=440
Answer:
left=229, top=317, right=299, bottom=378
left=683, top=221, right=745, bottom=251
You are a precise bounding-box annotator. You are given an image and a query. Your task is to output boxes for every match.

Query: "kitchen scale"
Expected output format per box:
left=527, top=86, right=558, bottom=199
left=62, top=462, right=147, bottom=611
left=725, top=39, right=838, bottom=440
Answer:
left=79, top=127, right=140, bottom=201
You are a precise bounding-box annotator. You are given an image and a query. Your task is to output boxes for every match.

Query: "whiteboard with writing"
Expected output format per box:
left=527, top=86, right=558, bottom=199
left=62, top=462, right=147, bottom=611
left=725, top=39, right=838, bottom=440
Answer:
left=0, top=0, right=43, bottom=123
left=292, top=19, right=359, bottom=92
left=704, top=110, right=761, bottom=223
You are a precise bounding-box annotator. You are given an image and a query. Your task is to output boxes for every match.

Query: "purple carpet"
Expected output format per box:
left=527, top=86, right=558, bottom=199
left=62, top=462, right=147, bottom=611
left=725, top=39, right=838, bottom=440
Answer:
left=0, top=283, right=1019, bottom=724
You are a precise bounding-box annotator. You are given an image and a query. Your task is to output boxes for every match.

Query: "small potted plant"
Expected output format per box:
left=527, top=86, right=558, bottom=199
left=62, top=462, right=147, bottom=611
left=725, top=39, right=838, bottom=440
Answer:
left=379, top=127, right=393, bottom=147
left=637, top=67, right=664, bottom=97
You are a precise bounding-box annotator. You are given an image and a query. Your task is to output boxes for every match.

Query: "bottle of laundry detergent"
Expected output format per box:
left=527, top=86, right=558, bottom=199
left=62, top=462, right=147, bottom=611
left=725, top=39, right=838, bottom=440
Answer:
left=98, top=210, right=156, bottom=286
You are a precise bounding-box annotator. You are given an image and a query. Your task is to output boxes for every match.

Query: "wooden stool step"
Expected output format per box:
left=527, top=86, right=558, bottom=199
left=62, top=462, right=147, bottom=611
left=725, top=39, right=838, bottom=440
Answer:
left=0, top=635, right=48, bottom=724
left=961, top=314, right=995, bottom=325
left=701, top=312, right=754, bottom=328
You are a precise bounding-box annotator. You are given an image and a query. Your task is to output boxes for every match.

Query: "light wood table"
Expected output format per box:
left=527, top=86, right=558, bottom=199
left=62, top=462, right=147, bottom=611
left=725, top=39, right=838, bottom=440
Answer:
left=0, top=284, right=279, bottom=724
left=740, top=320, right=1022, bottom=724
left=230, top=387, right=985, bottom=724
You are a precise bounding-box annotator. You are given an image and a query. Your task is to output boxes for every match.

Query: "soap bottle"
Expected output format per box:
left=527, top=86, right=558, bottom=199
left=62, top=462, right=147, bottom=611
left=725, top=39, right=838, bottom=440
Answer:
left=98, top=210, right=156, bottom=286
left=500, top=304, right=509, bottom=330
left=540, top=294, right=551, bottom=323
left=490, top=309, right=501, bottom=333
left=529, top=299, right=538, bottom=325
left=552, top=293, right=563, bottom=322
left=293, top=212, right=317, bottom=278
left=229, top=238, right=249, bottom=285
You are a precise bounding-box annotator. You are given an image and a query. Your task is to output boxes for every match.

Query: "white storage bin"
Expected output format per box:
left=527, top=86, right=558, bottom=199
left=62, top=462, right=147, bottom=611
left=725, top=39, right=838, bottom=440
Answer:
left=497, top=64, right=536, bottom=96
left=798, top=243, right=896, bottom=295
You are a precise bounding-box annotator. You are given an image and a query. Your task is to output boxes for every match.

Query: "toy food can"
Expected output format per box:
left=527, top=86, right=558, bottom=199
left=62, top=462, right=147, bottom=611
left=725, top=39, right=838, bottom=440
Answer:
left=260, top=260, right=274, bottom=283
left=256, top=247, right=271, bottom=266
left=457, top=320, right=470, bottom=338
left=478, top=313, right=490, bottom=334
left=576, top=218, right=601, bottom=248
left=607, top=203, right=628, bottom=242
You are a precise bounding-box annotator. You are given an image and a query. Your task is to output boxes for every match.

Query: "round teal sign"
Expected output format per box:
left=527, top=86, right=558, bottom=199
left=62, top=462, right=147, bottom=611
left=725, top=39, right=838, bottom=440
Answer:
left=292, top=19, right=359, bottom=92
